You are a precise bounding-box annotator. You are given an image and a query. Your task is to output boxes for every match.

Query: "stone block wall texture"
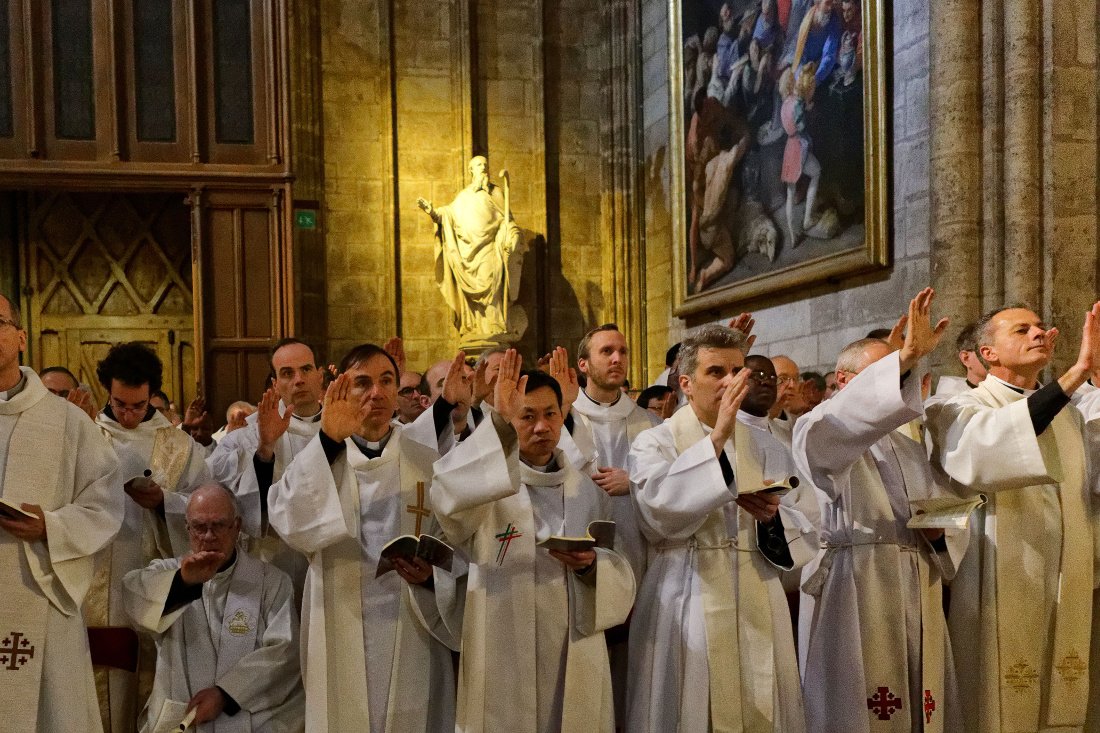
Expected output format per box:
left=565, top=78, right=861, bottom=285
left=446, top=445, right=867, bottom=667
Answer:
left=640, top=0, right=932, bottom=376
left=319, top=0, right=608, bottom=371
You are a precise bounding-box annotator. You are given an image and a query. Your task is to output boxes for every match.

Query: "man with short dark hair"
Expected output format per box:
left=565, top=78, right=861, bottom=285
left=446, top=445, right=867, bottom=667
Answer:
left=932, top=321, right=988, bottom=400
left=124, top=484, right=305, bottom=732
left=431, top=350, right=635, bottom=731
left=40, top=364, right=97, bottom=418
left=396, top=370, right=430, bottom=424
left=0, top=293, right=122, bottom=732
left=91, top=341, right=211, bottom=733
left=636, top=385, right=675, bottom=419
left=268, top=343, right=455, bottom=731
left=207, top=338, right=325, bottom=602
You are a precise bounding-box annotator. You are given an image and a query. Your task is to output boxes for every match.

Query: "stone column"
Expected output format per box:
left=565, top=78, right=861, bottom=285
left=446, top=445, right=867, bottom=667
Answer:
left=980, top=0, right=1005, bottom=312
left=929, top=0, right=983, bottom=369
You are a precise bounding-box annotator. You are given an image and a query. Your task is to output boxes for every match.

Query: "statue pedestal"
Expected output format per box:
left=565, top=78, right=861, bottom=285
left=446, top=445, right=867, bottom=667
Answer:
left=458, top=333, right=516, bottom=358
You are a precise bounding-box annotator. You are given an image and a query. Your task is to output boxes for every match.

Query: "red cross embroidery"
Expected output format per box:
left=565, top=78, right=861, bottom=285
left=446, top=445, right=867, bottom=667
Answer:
left=867, top=686, right=902, bottom=720
left=923, top=689, right=936, bottom=723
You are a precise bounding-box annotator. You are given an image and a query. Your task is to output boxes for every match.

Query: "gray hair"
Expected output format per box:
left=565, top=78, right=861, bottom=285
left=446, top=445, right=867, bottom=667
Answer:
left=474, top=346, right=509, bottom=370
left=973, top=303, right=1034, bottom=367
left=186, top=483, right=240, bottom=522
left=835, top=338, right=890, bottom=374
left=678, top=324, right=747, bottom=379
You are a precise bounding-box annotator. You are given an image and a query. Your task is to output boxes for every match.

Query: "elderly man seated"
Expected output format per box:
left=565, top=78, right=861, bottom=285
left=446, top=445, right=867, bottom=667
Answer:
left=124, top=484, right=305, bottom=733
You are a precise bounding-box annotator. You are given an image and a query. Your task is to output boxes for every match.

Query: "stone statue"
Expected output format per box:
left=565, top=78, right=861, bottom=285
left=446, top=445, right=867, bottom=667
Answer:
left=417, top=156, right=526, bottom=351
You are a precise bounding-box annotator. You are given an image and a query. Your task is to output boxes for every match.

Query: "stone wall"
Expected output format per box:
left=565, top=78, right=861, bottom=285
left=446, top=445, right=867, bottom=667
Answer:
left=640, top=0, right=933, bottom=376
left=318, top=0, right=612, bottom=371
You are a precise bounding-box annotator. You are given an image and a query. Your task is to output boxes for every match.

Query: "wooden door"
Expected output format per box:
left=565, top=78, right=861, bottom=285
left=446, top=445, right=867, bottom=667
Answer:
left=21, top=190, right=197, bottom=407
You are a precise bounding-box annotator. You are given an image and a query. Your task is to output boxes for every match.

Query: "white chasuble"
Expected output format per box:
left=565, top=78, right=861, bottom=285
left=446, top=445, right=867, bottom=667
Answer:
left=927, top=376, right=1097, bottom=733
left=430, top=415, right=635, bottom=732
left=267, top=425, right=454, bottom=733
left=627, top=403, right=816, bottom=733
left=0, top=367, right=122, bottom=732
left=123, top=552, right=305, bottom=733
left=793, top=351, right=965, bottom=733
left=206, top=408, right=320, bottom=599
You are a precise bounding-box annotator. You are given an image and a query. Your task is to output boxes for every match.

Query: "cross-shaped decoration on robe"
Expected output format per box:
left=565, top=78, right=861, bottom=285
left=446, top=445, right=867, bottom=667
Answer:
left=0, top=631, right=34, bottom=671
left=923, top=689, right=936, bottom=724
left=867, top=686, right=902, bottom=720
left=406, top=481, right=430, bottom=536
left=495, top=522, right=523, bottom=565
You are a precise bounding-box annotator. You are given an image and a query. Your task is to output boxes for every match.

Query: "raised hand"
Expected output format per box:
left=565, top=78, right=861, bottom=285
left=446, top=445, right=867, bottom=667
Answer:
left=1058, top=301, right=1100, bottom=395
left=727, top=312, right=757, bottom=350
left=441, top=352, right=473, bottom=407
left=887, top=313, right=908, bottom=351
left=548, top=346, right=579, bottom=412
left=710, top=367, right=751, bottom=455
left=383, top=337, right=407, bottom=375
left=256, top=387, right=294, bottom=461
left=181, top=396, right=213, bottom=446
left=492, top=349, right=527, bottom=423
left=180, top=549, right=227, bottom=585
left=65, top=387, right=97, bottom=420
left=321, top=373, right=370, bottom=443
left=472, top=359, right=493, bottom=404
left=897, top=287, right=949, bottom=372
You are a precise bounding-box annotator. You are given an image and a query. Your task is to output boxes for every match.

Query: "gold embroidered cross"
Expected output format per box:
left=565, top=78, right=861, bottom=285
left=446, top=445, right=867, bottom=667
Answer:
left=406, top=481, right=429, bottom=536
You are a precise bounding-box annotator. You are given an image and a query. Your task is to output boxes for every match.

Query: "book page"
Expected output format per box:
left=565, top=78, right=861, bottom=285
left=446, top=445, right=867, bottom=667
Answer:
left=0, top=497, right=35, bottom=520
left=907, top=495, right=987, bottom=530
left=739, top=476, right=800, bottom=496
left=149, top=700, right=191, bottom=733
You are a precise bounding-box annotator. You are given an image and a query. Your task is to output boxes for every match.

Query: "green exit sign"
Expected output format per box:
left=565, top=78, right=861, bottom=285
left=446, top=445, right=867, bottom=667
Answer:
left=295, top=209, right=317, bottom=230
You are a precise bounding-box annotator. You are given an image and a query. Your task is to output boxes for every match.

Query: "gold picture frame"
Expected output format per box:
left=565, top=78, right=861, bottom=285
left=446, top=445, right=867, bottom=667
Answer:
left=670, top=0, right=890, bottom=317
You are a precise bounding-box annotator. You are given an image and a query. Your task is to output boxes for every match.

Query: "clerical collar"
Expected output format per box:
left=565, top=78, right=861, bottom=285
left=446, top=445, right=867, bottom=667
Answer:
left=737, top=410, right=771, bottom=431
left=990, top=374, right=1039, bottom=396
left=351, top=428, right=393, bottom=457
left=213, top=550, right=239, bottom=578
left=0, top=372, right=27, bottom=402
left=521, top=456, right=560, bottom=472
left=292, top=409, right=322, bottom=424
left=582, top=389, right=621, bottom=409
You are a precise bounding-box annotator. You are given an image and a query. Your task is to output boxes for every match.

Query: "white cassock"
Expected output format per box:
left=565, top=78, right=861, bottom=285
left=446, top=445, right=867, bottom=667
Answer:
left=429, top=413, right=636, bottom=732
left=92, top=406, right=211, bottom=733
left=0, top=368, right=121, bottom=733
left=206, top=408, right=320, bottom=600
left=267, top=425, right=455, bottom=732
left=123, top=552, right=305, bottom=733
left=926, top=375, right=1099, bottom=733
left=792, top=351, right=966, bottom=733
left=627, top=403, right=819, bottom=732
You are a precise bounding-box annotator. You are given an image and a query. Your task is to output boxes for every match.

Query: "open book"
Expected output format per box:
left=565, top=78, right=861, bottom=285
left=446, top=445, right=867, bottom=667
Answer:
left=376, top=534, right=455, bottom=577
left=907, top=495, right=987, bottom=530
left=0, top=497, right=35, bottom=520
left=537, top=520, right=616, bottom=553
left=739, top=475, right=800, bottom=497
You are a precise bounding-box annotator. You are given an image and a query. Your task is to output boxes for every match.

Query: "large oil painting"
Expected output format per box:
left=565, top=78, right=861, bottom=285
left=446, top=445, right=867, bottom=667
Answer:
left=670, top=0, right=890, bottom=316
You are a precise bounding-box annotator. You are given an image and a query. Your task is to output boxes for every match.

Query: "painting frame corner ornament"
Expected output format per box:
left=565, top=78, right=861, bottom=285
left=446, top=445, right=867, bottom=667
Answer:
left=669, top=0, right=890, bottom=318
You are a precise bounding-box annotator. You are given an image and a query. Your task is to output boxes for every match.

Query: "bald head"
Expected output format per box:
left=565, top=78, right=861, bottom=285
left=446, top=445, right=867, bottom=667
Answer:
left=834, top=338, right=893, bottom=391
left=186, top=484, right=239, bottom=522
left=425, top=359, right=453, bottom=402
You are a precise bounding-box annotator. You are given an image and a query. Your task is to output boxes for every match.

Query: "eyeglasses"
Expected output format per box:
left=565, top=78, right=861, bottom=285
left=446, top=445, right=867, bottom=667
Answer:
left=775, top=375, right=798, bottom=384
left=745, top=370, right=778, bottom=386
left=0, top=316, right=20, bottom=330
left=110, top=398, right=149, bottom=415
left=186, top=520, right=235, bottom=537
left=397, top=387, right=421, bottom=397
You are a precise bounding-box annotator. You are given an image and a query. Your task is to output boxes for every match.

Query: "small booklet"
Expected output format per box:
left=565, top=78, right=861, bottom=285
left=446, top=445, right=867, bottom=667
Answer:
left=740, top=476, right=801, bottom=497
left=148, top=699, right=191, bottom=733
left=907, top=494, right=988, bottom=530
left=376, top=534, right=455, bottom=577
left=0, top=497, right=35, bottom=520
left=538, top=520, right=616, bottom=553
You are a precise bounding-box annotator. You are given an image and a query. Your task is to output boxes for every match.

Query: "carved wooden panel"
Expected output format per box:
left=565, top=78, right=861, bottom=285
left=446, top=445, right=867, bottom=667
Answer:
left=22, top=190, right=196, bottom=406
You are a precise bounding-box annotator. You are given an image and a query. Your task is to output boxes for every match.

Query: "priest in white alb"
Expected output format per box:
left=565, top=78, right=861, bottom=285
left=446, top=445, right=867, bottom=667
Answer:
left=207, top=338, right=325, bottom=602
left=124, top=484, right=304, bottom=732
left=793, top=288, right=966, bottom=733
left=0, top=294, right=122, bottom=733
left=627, top=324, right=818, bottom=732
left=926, top=302, right=1100, bottom=733
left=430, top=351, right=636, bottom=731
left=91, top=341, right=211, bottom=733
left=268, top=344, right=454, bottom=732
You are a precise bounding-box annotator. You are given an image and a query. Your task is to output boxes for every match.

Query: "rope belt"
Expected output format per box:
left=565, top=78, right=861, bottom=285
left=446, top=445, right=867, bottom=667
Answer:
left=655, top=536, right=757, bottom=553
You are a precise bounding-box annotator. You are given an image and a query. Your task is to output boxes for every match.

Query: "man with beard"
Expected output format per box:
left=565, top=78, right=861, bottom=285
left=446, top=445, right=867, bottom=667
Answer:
left=206, top=338, right=326, bottom=603
left=417, top=156, right=525, bottom=346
